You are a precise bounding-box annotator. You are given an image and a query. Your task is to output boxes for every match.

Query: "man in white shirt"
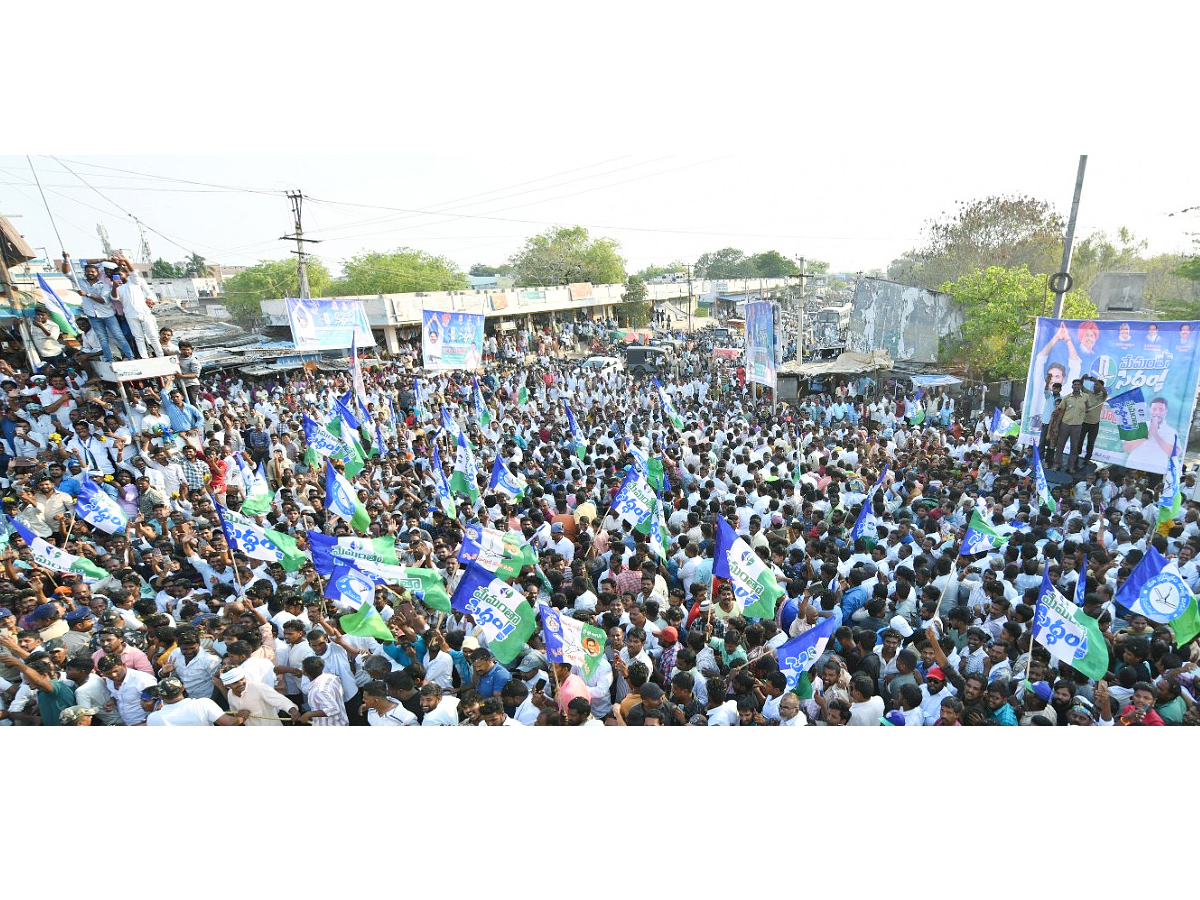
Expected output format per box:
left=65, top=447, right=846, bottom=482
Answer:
left=419, top=683, right=460, bottom=725
left=847, top=674, right=885, bottom=725
left=362, top=681, right=418, bottom=725
left=147, top=676, right=242, bottom=726
left=97, top=655, right=158, bottom=725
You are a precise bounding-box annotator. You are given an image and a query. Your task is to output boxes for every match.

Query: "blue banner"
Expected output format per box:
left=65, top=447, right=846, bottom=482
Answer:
left=285, top=297, right=374, bottom=352
left=1021, top=317, right=1200, bottom=474
left=422, top=309, right=484, bottom=371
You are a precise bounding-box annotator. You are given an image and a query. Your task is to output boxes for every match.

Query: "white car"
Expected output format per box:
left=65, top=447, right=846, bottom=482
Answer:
left=581, top=356, right=624, bottom=373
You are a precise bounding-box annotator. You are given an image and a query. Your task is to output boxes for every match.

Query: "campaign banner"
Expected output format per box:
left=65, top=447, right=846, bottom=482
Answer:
left=1019, top=317, right=1200, bottom=474
left=745, top=300, right=776, bottom=389
left=421, top=309, right=484, bottom=371
left=285, top=297, right=374, bottom=352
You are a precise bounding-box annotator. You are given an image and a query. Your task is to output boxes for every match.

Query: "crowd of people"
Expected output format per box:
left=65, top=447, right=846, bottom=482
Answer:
left=2, top=284, right=1198, bottom=727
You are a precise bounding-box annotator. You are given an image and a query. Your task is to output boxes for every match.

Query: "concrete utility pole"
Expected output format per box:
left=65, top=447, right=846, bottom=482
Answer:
left=1051, top=155, right=1087, bottom=318
left=796, top=257, right=806, bottom=363
left=682, top=263, right=694, bottom=333
left=281, top=190, right=320, bottom=299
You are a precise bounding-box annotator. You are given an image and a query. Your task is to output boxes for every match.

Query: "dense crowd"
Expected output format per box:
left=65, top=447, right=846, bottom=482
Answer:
left=2, top=267, right=1198, bottom=727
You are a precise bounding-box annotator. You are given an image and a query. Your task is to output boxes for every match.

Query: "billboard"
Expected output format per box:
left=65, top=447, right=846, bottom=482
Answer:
left=568, top=282, right=594, bottom=302
left=745, top=300, right=776, bottom=388
left=285, top=298, right=374, bottom=352
left=1020, top=317, right=1200, bottom=474
left=422, top=308, right=485, bottom=371
left=1090, top=272, right=1148, bottom=314
left=846, top=277, right=962, bottom=364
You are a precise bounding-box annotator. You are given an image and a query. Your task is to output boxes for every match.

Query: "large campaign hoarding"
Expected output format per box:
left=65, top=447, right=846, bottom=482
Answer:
left=1020, top=317, right=1200, bottom=474
left=285, top=298, right=374, bottom=352
left=846, top=277, right=962, bottom=364
left=422, top=309, right=485, bottom=371
left=745, top=300, right=776, bottom=388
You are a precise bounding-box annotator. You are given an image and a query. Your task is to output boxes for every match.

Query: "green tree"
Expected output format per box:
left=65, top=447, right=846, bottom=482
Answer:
left=806, top=259, right=830, bottom=275
left=509, top=226, right=626, bottom=287
left=184, top=253, right=213, bottom=277
left=151, top=258, right=182, bottom=278
left=890, top=195, right=1066, bottom=290
left=748, top=251, right=800, bottom=278
left=941, top=265, right=1095, bottom=379
left=470, top=263, right=498, bottom=277
left=329, top=248, right=468, bottom=296
left=221, top=258, right=332, bottom=324
left=618, top=276, right=651, bottom=327
left=695, top=248, right=751, bottom=279
left=635, top=262, right=687, bottom=281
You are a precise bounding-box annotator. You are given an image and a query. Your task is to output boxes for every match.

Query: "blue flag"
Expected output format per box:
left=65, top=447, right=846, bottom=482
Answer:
left=488, top=454, right=526, bottom=500
left=1075, top=552, right=1087, bottom=609
left=776, top=615, right=838, bottom=692
left=1114, top=545, right=1192, bottom=624
left=323, top=562, right=384, bottom=610
left=36, top=274, right=79, bottom=337
left=76, top=478, right=127, bottom=534
left=564, top=402, right=586, bottom=460
left=440, top=406, right=461, bottom=439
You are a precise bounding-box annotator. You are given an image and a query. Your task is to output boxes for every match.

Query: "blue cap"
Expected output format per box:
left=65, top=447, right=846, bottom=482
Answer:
left=31, top=603, right=60, bottom=621
left=0, top=607, right=13, bottom=618
left=880, top=710, right=907, bottom=726
left=65, top=608, right=95, bottom=625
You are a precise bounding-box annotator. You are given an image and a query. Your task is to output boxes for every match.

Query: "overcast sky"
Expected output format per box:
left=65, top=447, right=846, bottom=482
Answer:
left=4, top=5, right=1195, bottom=282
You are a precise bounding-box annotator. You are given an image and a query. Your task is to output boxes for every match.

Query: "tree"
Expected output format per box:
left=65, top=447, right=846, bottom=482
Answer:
left=221, top=258, right=332, bottom=325
left=470, top=263, right=498, bottom=277
left=941, top=265, right=1095, bottom=379
left=694, top=248, right=751, bottom=280
left=748, top=251, right=800, bottom=278
left=151, top=258, right=182, bottom=279
left=889, top=195, right=1066, bottom=290
left=618, top=276, right=651, bottom=327
left=509, top=226, right=626, bottom=287
left=329, top=248, right=468, bottom=296
left=806, top=259, right=830, bottom=275
left=635, top=262, right=687, bottom=281
left=184, top=253, right=213, bottom=277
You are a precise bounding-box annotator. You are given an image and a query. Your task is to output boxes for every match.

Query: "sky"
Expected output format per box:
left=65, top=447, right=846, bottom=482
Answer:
left=3, top=151, right=1194, bottom=281
left=4, top=5, right=1195, bottom=282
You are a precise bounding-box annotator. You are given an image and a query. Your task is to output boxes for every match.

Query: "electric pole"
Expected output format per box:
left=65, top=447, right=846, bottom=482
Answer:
left=281, top=190, right=320, bottom=298
left=1050, top=155, right=1087, bottom=318
left=796, top=257, right=806, bottom=363
left=682, top=263, right=694, bottom=333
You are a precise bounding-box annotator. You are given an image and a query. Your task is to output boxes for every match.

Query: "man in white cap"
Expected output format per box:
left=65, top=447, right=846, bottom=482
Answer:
left=218, top=664, right=299, bottom=726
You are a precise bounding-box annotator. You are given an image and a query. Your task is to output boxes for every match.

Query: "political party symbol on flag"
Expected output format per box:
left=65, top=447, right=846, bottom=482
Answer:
left=397, top=566, right=452, bottom=614
left=1114, top=546, right=1192, bottom=624
left=776, top=615, right=837, bottom=692
left=564, top=402, right=586, bottom=460
left=449, top=562, right=538, bottom=664
left=1032, top=441, right=1056, bottom=512
left=323, top=563, right=382, bottom=611
left=307, top=531, right=406, bottom=582
left=959, top=509, right=1007, bottom=556
left=472, top=377, right=493, bottom=428
left=76, top=478, right=127, bottom=533
left=7, top=517, right=105, bottom=582
left=324, top=461, right=370, bottom=533
left=304, top=414, right=357, bottom=466
left=990, top=407, right=1019, bottom=438
left=449, top=430, right=480, bottom=502
left=1159, top=435, right=1182, bottom=528
left=539, top=603, right=606, bottom=680
left=488, top=454, right=526, bottom=500
left=648, top=491, right=670, bottom=560
left=236, top=455, right=272, bottom=516
left=654, top=378, right=685, bottom=430
left=216, top=503, right=307, bottom=571
left=609, top=465, right=656, bottom=528
left=1033, top=568, right=1108, bottom=680
left=1105, top=387, right=1149, bottom=441
left=440, top=406, right=461, bottom=440
left=458, top=523, right=521, bottom=571
left=848, top=465, right=888, bottom=548
left=712, top=516, right=783, bottom=620
left=908, top=390, right=926, bottom=425
left=36, top=274, right=79, bottom=337
left=495, top=542, right=538, bottom=582
left=430, top=445, right=457, bottom=518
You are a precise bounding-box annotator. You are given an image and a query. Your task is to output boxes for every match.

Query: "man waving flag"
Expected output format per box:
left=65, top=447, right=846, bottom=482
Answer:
left=449, top=562, right=537, bottom=664
left=1032, top=442, right=1056, bottom=512
left=1033, top=567, right=1108, bottom=680
left=776, top=615, right=837, bottom=692
left=450, top=431, right=480, bottom=503
left=564, top=401, right=586, bottom=460
left=472, top=376, right=493, bottom=429
left=654, top=378, right=685, bottom=431
left=324, top=461, right=370, bottom=533
left=76, top=478, right=128, bottom=534
left=489, top=454, right=526, bottom=500
left=430, top=445, right=457, bottom=518
left=712, top=515, right=783, bottom=620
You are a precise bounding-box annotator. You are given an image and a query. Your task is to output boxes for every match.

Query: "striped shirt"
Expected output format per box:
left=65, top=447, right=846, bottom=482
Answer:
left=305, top=673, right=348, bottom=726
